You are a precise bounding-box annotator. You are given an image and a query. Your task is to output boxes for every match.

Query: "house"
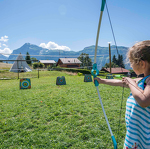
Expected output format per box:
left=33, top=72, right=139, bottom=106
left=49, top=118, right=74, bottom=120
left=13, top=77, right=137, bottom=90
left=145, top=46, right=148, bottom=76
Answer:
left=56, top=58, right=82, bottom=68
left=39, top=60, right=56, bottom=68
left=101, top=67, right=130, bottom=75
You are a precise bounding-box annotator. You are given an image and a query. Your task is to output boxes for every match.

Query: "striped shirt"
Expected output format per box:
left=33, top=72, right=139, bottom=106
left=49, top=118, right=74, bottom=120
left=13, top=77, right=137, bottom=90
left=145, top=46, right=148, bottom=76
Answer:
left=124, top=75, right=150, bottom=149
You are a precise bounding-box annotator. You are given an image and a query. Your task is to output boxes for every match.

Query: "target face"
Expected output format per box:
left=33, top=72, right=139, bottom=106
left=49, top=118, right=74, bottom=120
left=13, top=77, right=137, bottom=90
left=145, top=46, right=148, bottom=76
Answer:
left=20, top=78, right=31, bottom=89
left=106, top=75, right=114, bottom=79
left=59, top=78, right=63, bottom=83
left=56, top=76, right=66, bottom=85
left=84, top=74, right=92, bottom=82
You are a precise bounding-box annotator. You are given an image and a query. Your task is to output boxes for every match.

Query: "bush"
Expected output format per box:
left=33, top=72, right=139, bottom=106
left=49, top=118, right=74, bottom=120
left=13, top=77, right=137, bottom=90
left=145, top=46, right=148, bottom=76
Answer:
left=53, top=67, right=91, bottom=74
left=32, top=63, right=38, bottom=69
left=47, top=64, right=56, bottom=71
left=38, top=62, right=44, bottom=68
left=33, top=62, right=44, bottom=69
left=78, top=72, right=83, bottom=76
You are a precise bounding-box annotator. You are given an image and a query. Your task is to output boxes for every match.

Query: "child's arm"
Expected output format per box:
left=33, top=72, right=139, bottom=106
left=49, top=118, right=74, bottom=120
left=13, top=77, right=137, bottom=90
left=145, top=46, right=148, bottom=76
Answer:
left=94, top=77, right=128, bottom=87
left=122, top=77, right=150, bottom=107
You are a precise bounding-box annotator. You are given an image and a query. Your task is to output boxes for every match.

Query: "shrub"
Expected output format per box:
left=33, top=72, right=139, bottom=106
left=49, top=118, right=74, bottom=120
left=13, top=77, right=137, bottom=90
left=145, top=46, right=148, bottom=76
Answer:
left=32, top=63, right=38, bottom=69
left=53, top=67, right=91, bottom=74
left=32, top=62, right=44, bottom=69
left=38, top=62, right=44, bottom=68
left=78, top=72, right=83, bottom=76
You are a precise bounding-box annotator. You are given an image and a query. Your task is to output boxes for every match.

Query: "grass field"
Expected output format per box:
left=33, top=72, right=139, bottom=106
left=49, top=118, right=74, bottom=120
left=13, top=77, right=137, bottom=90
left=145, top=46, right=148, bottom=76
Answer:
left=0, top=62, right=13, bottom=69
left=0, top=71, right=130, bottom=149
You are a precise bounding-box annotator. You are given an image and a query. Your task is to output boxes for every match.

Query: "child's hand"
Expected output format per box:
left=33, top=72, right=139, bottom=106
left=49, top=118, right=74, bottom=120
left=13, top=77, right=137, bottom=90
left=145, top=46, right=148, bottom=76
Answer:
left=122, top=77, right=135, bottom=86
left=93, top=77, right=102, bottom=84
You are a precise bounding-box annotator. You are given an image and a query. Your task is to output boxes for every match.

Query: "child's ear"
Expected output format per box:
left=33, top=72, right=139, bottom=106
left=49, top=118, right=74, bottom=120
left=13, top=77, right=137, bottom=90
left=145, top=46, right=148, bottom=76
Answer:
left=140, top=60, right=146, bottom=68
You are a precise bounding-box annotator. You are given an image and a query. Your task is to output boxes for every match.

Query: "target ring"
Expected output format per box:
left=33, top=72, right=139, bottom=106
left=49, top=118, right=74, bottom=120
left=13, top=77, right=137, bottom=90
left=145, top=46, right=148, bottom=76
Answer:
left=56, top=76, right=66, bottom=85
left=59, top=78, right=64, bottom=83
left=20, top=78, right=31, bottom=89
left=22, top=80, right=29, bottom=88
left=84, top=74, right=92, bottom=82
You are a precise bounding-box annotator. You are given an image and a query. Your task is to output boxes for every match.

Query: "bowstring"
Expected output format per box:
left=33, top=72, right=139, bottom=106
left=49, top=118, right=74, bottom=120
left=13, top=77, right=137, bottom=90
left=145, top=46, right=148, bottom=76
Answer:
left=105, top=1, right=124, bottom=144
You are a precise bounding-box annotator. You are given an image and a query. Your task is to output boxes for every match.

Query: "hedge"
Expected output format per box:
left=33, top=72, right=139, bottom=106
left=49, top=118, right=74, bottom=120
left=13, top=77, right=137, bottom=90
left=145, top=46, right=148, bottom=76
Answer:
left=52, top=67, right=91, bottom=74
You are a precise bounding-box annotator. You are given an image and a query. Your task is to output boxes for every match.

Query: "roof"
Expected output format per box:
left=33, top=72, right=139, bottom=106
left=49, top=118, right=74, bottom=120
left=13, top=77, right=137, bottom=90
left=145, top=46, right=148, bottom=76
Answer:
left=39, top=60, right=56, bottom=64
left=59, top=58, right=82, bottom=64
left=101, top=67, right=130, bottom=73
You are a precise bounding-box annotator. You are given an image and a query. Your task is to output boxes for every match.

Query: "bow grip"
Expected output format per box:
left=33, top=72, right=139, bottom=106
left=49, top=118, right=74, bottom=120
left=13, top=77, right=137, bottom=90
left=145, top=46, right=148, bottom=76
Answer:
left=91, top=63, right=99, bottom=86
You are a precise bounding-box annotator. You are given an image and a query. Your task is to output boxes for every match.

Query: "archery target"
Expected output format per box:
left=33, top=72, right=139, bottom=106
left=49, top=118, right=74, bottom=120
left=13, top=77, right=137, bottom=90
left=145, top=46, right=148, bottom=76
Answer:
left=84, top=74, right=92, bottom=82
left=56, top=76, right=66, bottom=85
left=106, top=74, right=114, bottom=79
left=20, top=78, right=31, bottom=89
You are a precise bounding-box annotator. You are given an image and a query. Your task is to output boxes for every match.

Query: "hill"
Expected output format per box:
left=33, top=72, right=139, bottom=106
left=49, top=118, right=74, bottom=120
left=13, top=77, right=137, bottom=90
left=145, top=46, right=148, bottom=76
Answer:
left=0, top=54, right=7, bottom=60
left=7, top=43, right=131, bottom=69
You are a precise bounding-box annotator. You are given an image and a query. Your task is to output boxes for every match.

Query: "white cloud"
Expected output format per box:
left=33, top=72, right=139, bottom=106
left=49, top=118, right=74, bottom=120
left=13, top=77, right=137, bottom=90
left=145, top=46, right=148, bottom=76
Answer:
left=39, top=41, right=71, bottom=51
left=3, top=44, right=8, bottom=47
left=0, top=35, right=9, bottom=42
left=0, top=35, right=11, bottom=57
left=0, top=48, right=12, bottom=57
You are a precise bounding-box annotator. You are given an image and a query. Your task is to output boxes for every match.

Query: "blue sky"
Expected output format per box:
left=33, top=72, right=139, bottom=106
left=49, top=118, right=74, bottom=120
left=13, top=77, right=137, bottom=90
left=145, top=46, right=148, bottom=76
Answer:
left=0, top=0, right=150, bottom=56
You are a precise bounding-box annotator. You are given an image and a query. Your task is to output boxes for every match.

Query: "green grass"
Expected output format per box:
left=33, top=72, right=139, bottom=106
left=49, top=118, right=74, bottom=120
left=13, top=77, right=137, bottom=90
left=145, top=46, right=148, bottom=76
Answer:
left=0, top=71, right=129, bottom=149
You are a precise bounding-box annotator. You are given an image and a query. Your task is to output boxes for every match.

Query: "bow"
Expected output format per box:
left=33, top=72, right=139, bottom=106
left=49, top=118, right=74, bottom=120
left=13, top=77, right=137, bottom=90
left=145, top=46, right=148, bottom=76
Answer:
left=91, top=0, right=117, bottom=149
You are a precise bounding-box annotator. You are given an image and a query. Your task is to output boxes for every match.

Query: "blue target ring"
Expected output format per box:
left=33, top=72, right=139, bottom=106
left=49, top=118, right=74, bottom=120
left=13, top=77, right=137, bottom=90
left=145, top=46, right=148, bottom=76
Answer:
left=22, top=80, right=29, bottom=88
left=59, top=78, right=64, bottom=83
left=20, top=78, right=31, bottom=89
left=56, top=76, right=66, bottom=85
left=84, top=74, right=92, bottom=82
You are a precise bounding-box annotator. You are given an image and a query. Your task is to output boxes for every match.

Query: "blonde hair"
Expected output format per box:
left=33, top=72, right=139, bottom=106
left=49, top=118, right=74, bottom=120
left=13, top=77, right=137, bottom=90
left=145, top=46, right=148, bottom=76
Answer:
left=127, top=40, right=150, bottom=64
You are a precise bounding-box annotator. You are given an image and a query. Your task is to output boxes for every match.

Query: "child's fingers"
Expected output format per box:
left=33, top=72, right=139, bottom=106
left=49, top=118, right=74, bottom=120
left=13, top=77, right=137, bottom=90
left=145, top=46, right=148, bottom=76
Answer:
left=94, top=77, right=102, bottom=84
left=122, top=77, right=126, bottom=84
left=93, top=77, right=99, bottom=83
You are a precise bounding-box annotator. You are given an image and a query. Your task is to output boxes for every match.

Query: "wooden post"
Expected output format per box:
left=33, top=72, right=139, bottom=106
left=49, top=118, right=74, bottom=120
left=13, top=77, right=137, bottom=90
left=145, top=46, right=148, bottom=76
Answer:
left=38, top=68, right=39, bottom=78
left=17, top=60, right=19, bottom=79
left=109, top=43, right=111, bottom=74
left=38, top=60, right=39, bottom=78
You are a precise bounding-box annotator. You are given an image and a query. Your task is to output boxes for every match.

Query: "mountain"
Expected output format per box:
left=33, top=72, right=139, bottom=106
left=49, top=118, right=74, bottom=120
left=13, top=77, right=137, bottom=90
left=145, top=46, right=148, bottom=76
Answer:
left=8, top=43, right=45, bottom=60
left=79, top=45, right=131, bottom=69
left=0, top=54, right=8, bottom=60
left=8, top=43, right=131, bottom=69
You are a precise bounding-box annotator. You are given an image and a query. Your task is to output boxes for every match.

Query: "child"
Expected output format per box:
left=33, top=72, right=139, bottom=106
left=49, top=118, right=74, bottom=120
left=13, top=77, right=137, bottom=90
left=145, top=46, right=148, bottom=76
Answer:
left=94, top=40, right=150, bottom=149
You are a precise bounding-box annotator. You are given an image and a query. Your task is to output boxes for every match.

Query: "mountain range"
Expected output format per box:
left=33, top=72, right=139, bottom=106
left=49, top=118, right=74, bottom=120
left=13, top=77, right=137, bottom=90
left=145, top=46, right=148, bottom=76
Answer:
left=1, top=43, right=131, bottom=69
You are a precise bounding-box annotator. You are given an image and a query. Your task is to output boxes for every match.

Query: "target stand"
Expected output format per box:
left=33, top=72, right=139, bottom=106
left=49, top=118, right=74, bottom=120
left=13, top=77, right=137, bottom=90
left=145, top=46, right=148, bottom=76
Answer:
left=20, top=78, right=31, bottom=89
left=56, top=76, right=66, bottom=85
left=84, top=74, right=92, bottom=82
left=106, top=74, right=114, bottom=79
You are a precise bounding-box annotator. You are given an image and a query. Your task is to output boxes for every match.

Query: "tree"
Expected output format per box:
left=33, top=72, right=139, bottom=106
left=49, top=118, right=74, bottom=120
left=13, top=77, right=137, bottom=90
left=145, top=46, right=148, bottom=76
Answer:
left=104, top=62, right=118, bottom=68
left=104, top=54, right=125, bottom=68
left=25, top=52, right=31, bottom=65
left=78, top=53, right=92, bottom=69
left=118, top=54, right=125, bottom=68
left=112, top=55, right=117, bottom=65
left=116, top=54, right=125, bottom=68
left=31, top=57, right=38, bottom=62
